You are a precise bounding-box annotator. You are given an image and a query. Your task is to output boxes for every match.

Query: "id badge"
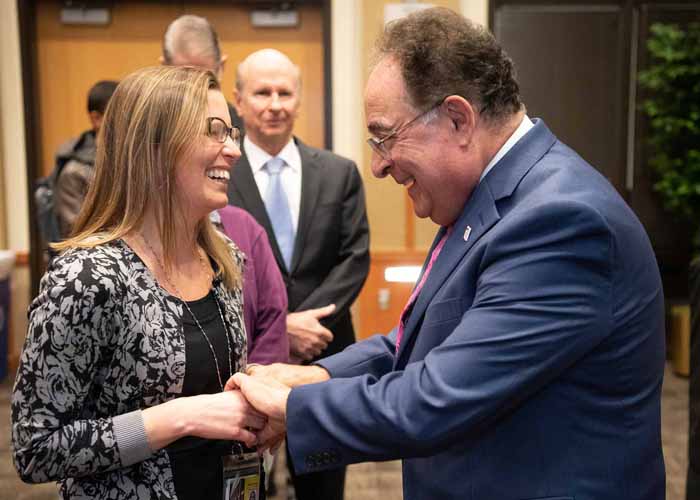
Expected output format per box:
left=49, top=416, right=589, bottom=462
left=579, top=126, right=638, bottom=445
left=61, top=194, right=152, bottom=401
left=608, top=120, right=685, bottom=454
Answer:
left=222, top=452, right=260, bottom=500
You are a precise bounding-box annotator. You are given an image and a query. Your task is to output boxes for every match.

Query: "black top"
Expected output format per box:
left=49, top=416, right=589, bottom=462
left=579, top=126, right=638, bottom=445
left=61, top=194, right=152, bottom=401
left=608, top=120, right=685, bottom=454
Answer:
left=167, top=290, right=236, bottom=500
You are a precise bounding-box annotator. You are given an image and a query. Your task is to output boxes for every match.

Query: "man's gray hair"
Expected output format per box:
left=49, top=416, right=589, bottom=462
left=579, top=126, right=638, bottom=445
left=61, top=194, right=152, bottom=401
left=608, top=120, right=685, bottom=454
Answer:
left=162, top=15, right=221, bottom=65
left=374, top=7, right=523, bottom=123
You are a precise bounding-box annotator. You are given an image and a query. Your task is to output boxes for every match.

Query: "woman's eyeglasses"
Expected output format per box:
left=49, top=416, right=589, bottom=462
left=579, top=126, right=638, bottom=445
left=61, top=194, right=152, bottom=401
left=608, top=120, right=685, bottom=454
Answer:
left=206, top=117, right=241, bottom=147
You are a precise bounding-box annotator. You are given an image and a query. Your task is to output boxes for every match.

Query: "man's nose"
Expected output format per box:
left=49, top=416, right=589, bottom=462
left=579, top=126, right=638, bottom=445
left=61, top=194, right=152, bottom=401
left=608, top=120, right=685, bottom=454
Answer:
left=370, top=152, right=391, bottom=179
left=269, top=93, right=282, bottom=110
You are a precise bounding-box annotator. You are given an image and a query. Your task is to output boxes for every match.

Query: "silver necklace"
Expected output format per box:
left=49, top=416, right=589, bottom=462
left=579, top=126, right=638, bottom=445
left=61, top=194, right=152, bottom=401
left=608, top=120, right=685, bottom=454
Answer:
left=140, top=234, right=233, bottom=392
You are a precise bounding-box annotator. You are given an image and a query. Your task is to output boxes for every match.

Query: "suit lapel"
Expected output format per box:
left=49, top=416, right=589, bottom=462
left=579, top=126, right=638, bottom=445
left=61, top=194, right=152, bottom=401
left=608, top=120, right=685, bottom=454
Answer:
left=396, top=183, right=500, bottom=363
left=394, top=119, right=558, bottom=363
left=291, top=140, right=322, bottom=273
left=229, top=152, right=287, bottom=273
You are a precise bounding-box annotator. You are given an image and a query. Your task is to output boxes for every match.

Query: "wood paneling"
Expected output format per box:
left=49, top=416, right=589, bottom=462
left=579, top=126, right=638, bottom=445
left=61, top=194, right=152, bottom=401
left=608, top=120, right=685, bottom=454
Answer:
left=357, top=250, right=427, bottom=339
left=35, top=1, right=324, bottom=176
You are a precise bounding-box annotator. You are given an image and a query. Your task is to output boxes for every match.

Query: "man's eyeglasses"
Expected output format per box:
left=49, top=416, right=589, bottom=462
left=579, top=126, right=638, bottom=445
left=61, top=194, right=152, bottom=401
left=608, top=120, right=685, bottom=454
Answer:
left=366, top=99, right=444, bottom=160
left=206, top=117, right=241, bottom=147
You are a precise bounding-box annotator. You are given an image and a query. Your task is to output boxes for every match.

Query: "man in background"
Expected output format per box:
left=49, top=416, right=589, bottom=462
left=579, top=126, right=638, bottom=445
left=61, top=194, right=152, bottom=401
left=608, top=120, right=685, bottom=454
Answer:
left=161, top=14, right=243, bottom=131
left=228, top=48, right=370, bottom=500
left=54, top=80, right=118, bottom=238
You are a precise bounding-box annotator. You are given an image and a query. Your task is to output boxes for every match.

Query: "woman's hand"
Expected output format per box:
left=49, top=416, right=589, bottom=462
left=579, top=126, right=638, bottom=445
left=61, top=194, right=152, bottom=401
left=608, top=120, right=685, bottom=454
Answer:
left=185, top=391, right=267, bottom=444
left=235, top=362, right=330, bottom=389
left=142, top=390, right=267, bottom=450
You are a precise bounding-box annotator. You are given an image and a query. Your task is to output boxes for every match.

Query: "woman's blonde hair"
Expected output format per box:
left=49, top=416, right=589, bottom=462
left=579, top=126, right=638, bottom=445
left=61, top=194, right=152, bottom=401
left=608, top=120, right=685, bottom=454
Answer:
left=54, top=65, right=241, bottom=288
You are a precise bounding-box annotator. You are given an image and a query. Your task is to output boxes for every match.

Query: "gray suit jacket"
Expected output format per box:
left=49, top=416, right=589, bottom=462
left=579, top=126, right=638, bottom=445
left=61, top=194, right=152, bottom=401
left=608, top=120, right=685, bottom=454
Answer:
left=227, top=137, right=370, bottom=357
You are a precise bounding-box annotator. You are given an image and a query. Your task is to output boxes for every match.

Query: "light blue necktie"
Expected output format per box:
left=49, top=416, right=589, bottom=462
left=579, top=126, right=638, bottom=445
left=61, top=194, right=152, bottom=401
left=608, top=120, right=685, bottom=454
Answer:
left=263, top=157, right=295, bottom=270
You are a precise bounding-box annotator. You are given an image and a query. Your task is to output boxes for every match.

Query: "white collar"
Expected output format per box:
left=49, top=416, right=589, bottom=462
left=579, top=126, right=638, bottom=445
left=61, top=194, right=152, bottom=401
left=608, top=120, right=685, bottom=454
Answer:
left=244, top=135, right=300, bottom=174
left=479, top=114, right=534, bottom=183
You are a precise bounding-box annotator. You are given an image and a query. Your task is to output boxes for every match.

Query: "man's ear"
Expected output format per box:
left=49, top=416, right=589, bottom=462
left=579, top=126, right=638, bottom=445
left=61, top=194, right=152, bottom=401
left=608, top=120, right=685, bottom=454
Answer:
left=232, top=87, right=243, bottom=115
left=158, top=55, right=165, bottom=66
left=443, top=95, right=477, bottom=147
left=218, top=54, right=228, bottom=81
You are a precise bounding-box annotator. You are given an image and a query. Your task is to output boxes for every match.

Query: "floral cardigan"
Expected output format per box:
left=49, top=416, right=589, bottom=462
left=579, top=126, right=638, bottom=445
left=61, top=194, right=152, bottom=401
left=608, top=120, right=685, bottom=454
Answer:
left=11, top=239, right=247, bottom=499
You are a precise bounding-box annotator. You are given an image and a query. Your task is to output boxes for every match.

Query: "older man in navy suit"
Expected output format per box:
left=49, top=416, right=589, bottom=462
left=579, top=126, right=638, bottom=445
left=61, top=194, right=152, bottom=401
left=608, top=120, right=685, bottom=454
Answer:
left=230, top=7, right=666, bottom=500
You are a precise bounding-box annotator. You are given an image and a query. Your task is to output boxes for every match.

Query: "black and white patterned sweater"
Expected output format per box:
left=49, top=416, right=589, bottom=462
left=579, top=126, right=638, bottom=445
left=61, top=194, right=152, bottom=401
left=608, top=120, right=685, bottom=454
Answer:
left=11, top=239, right=247, bottom=499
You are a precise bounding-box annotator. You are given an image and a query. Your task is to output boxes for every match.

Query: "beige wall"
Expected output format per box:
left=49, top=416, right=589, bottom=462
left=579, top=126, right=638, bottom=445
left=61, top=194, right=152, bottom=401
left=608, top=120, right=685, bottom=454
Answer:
left=0, top=110, right=6, bottom=251
left=1, top=1, right=32, bottom=374
left=331, top=0, right=364, bottom=166
left=461, top=0, right=489, bottom=27
left=1, top=1, right=29, bottom=253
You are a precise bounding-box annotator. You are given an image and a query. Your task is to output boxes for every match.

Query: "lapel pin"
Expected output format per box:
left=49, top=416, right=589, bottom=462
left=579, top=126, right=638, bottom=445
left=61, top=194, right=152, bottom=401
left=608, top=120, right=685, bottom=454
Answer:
left=463, top=226, right=472, bottom=242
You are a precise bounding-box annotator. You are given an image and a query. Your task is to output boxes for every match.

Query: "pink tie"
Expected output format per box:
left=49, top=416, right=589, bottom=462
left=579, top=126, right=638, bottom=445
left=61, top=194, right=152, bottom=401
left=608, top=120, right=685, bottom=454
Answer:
left=395, top=227, right=452, bottom=353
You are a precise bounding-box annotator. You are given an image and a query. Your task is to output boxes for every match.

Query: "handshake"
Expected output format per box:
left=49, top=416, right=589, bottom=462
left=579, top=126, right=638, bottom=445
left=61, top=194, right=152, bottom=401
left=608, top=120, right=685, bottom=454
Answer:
left=222, top=363, right=331, bottom=452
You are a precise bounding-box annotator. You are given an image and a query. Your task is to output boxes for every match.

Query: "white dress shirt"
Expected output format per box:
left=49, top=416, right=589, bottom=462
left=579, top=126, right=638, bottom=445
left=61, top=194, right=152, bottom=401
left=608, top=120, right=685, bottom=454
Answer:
left=479, top=114, right=534, bottom=183
left=244, top=135, right=302, bottom=232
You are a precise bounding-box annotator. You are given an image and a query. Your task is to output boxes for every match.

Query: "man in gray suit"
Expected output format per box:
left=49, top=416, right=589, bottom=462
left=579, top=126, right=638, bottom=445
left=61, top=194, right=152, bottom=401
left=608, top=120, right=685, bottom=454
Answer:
left=226, top=49, right=370, bottom=500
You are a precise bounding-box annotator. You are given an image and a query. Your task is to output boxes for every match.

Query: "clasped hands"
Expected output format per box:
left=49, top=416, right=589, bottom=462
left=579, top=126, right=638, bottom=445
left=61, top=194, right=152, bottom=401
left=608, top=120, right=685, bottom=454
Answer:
left=224, top=363, right=330, bottom=453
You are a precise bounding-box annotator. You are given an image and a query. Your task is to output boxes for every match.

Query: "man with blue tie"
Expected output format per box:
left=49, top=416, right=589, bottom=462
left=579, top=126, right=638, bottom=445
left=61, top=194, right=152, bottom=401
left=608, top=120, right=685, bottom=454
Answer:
left=230, top=7, right=666, bottom=500
left=226, top=48, right=370, bottom=500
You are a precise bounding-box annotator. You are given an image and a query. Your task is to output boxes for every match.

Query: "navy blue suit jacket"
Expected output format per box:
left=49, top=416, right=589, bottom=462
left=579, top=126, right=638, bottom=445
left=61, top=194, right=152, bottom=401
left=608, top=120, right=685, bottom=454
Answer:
left=285, top=120, right=666, bottom=500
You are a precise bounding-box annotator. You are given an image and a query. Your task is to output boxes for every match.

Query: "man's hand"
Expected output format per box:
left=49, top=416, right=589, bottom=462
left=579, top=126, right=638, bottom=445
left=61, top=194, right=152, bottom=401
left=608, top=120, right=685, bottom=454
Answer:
left=229, top=373, right=291, bottom=451
left=287, top=304, right=336, bottom=361
left=237, top=362, right=331, bottom=388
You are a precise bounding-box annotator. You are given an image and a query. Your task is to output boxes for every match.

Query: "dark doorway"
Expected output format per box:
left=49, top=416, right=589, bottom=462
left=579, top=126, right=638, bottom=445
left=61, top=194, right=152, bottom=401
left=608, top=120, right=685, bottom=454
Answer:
left=492, top=0, right=700, bottom=299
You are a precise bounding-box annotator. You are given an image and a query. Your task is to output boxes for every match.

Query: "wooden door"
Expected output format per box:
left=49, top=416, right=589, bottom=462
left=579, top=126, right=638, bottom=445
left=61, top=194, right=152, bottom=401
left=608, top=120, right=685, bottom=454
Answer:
left=493, top=2, right=630, bottom=194
left=35, top=0, right=325, bottom=176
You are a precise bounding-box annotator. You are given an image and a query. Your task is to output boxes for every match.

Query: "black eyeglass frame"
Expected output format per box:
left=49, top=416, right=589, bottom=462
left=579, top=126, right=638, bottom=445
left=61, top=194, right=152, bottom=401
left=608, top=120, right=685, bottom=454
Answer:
left=206, top=117, right=241, bottom=147
left=366, top=98, right=445, bottom=160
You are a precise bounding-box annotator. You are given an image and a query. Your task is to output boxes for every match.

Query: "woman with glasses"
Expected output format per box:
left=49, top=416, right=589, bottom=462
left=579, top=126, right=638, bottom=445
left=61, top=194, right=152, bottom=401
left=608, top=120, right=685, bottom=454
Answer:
left=12, top=66, right=265, bottom=499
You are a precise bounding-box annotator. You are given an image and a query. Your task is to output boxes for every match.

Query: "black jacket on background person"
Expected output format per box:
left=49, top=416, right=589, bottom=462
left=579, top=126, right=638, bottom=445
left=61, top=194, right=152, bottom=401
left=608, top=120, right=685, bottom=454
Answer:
left=227, top=137, right=370, bottom=359
left=54, top=129, right=97, bottom=239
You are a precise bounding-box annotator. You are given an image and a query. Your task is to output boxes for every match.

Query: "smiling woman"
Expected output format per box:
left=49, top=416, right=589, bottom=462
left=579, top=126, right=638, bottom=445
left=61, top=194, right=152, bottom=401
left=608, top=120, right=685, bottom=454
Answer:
left=174, top=90, right=240, bottom=225
left=11, top=66, right=265, bottom=500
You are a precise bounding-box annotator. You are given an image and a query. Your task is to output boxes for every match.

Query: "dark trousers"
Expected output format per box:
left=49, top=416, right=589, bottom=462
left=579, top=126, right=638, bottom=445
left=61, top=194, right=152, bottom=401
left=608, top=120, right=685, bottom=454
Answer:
left=286, top=443, right=345, bottom=500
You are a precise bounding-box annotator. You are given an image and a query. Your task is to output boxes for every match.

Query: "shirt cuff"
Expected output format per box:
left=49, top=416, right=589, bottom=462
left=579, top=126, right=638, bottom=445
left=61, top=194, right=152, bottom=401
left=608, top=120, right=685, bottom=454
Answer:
left=113, top=410, right=153, bottom=467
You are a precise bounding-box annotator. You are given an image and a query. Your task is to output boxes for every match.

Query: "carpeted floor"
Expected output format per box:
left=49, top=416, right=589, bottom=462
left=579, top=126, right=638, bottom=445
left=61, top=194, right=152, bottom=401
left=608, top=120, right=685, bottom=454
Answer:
left=0, top=364, right=689, bottom=500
